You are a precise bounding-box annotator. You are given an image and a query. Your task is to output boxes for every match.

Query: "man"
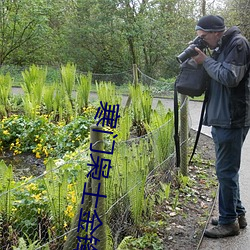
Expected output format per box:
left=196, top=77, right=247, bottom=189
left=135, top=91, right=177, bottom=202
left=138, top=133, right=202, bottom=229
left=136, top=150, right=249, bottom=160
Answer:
left=192, top=15, right=250, bottom=238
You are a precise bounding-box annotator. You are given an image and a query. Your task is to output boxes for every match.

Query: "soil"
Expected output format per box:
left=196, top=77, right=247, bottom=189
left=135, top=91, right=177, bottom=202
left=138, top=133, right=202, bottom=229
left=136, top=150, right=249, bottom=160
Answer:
left=0, top=152, right=45, bottom=180
left=156, top=130, right=217, bottom=250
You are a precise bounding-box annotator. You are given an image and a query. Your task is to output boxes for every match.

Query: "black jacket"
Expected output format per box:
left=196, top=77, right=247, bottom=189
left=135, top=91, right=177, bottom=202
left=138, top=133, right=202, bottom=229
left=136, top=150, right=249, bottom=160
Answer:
left=203, top=26, right=250, bottom=128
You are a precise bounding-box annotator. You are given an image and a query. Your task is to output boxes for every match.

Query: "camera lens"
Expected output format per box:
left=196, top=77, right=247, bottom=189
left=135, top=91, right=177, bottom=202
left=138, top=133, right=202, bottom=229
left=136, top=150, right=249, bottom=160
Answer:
left=176, top=37, right=208, bottom=63
left=176, top=45, right=198, bottom=63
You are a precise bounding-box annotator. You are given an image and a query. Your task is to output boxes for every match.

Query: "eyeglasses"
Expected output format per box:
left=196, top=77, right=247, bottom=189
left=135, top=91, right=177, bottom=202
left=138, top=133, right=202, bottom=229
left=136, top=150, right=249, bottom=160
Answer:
left=198, top=32, right=214, bottom=40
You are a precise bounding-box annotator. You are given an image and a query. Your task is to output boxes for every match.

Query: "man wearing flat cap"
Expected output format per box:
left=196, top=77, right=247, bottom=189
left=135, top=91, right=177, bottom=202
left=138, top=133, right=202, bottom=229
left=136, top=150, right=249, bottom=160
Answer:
left=192, top=15, right=250, bottom=238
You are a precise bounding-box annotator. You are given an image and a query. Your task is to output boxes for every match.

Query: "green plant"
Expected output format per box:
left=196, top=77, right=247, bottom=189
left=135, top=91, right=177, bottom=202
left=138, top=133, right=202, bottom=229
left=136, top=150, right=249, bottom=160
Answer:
left=12, top=177, right=49, bottom=241
left=43, top=159, right=69, bottom=230
left=0, top=161, right=14, bottom=222
left=12, top=233, right=48, bottom=250
left=116, top=109, right=132, bottom=141
left=127, top=151, right=148, bottom=224
left=158, top=182, right=171, bottom=203
left=0, top=73, right=12, bottom=117
left=21, top=65, right=47, bottom=118
left=106, top=138, right=152, bottom=226
left=44, top=63, right=77, bottom=122
left=53, top=81, right=75, bottom=122
left=43, top=84, right=56, bottom=114
left=0, top=110, right=95, bottom=158
left=177, top=172, right=196, bottom=193
left=172, top=190, right=180, bottom=210
left=145, top=100, right=174, bottom=164
left=178, top=173, right=191, bottom=189
left=117, top=233, right=163, bottom=250
left=96, top=81, right=122, bottom=107
left=129, top=83, right=153, bottom=125
left=60, top=62, right=76, bottom=102
left=42, top=157, right=88, bottom=234
left=0, top=115, right=57, bottom=157
left=141, top=89, right=153, bottom=124
left=76, top=72, right=92, bottom=111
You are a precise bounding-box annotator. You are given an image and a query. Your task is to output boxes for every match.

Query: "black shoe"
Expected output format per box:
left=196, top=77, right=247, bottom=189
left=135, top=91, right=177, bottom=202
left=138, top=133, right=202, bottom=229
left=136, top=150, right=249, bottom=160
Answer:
left=211, top=214, right=247, bottom=229
left=204, top=222, right=240, bottom=238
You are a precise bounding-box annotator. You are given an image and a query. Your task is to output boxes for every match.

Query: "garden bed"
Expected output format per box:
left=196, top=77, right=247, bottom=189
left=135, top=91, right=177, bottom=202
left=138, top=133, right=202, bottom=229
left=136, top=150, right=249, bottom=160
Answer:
left=0, top=129, right=217, bottom=250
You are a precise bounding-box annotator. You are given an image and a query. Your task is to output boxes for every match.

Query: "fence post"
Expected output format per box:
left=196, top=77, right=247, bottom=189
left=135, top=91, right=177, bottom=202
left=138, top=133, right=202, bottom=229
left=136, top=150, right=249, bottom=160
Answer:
left=180, top=94, right=188, bottom=176
left=125, top=64, right=138, bottom=111
left=63, top=178, right=92, bottom=250
left=90, top=125, right=106, bottom=250
left=63, top=125, right=106, bottom=250
left=133, top=64, right=138, bottom=86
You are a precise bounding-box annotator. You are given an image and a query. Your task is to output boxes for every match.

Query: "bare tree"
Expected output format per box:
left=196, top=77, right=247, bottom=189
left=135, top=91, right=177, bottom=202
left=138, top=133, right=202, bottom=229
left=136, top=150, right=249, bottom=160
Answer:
left=0, top=0, right=48, bottom=65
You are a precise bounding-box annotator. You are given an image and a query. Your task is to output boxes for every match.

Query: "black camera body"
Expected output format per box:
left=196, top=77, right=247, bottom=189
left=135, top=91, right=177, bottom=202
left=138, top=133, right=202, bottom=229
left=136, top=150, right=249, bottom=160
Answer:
left=176, top=36, right=208, bottom=63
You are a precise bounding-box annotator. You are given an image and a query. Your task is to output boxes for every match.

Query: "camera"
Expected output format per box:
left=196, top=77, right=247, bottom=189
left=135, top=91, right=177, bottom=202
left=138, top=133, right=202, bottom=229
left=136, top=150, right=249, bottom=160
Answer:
left=176, top=36, right=208, bottom=64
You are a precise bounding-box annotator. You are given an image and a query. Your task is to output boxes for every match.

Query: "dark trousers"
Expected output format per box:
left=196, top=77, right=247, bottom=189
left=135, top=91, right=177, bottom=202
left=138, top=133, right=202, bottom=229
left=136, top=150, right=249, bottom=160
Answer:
left=211, top=126, right=249, bottom=225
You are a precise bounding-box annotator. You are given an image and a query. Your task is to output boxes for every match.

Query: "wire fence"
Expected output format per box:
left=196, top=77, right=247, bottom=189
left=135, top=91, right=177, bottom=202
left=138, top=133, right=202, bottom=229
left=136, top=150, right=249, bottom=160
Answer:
left=0, top=67, right=189, bottom=249
left=0, top=64, right=174, bottom=97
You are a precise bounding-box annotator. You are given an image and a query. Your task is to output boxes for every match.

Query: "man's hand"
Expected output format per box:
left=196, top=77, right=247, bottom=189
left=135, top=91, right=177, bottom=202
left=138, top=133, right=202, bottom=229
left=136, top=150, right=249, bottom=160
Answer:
left=192, top=47, right=207, bottom=64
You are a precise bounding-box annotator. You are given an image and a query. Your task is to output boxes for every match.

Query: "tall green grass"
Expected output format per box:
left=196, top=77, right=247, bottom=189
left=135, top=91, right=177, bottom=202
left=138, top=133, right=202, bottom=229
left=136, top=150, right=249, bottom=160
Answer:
left=0, top=73, right=12, bottom=116
left=21, top=65, right=47, bottom=118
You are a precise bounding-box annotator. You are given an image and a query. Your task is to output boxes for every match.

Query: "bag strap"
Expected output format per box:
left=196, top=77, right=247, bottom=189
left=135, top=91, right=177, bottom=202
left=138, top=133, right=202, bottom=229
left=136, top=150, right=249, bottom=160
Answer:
left=188, top=91, right=208, bottom=164
left=174, top=80, right=180, bottom=168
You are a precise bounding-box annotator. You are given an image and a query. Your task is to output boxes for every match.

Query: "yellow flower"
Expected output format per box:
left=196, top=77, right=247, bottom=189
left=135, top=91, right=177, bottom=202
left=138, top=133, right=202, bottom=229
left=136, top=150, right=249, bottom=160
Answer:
left=67, top=189, right=77, bottom=204
left=36, top=152, right=41, bottom=159
left=42, top=147, right=49, bottom=157
left=3, top=130, right=9, bottom=135
left=32, top=193, right=42, bottom=201
left=71, top=195, right=76, bottom=204
left=64, top=205, right=74, bottom=218
left=26, top=183, right=37, bottom=191
left=21, top=176, right=33, bottom=181
left=12, top=207, right=17, bottom=212
left=14, top=149, right=22, bottom=155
